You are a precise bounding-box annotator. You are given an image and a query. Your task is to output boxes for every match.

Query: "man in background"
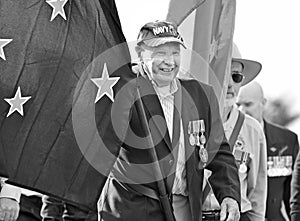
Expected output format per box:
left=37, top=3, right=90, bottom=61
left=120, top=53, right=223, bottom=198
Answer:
left=290, top=150, right=300, bottom=221
left=202, top=55, right=267, bottom=221
left=237, top=81, right=299, bottom=221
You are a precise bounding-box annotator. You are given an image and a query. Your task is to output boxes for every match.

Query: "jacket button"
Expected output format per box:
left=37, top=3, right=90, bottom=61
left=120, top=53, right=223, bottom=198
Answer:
left=169, top=159, right=173, bottom=165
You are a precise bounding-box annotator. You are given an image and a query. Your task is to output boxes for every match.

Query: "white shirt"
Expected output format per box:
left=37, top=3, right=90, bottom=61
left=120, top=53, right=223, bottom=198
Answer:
left=0, top=177, right=42, bottom=202
left=0, top=178, right=21, bottom=202
left=203, top=105, right=267, bottom=221
left=152, top=79, right=188, bottom=196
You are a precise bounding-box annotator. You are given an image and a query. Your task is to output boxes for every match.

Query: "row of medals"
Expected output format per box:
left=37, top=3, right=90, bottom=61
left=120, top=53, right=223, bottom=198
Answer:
left=267, top=155, right=293, bottom=177
left=188, top=119, right=248, bottom=173
left=233, top=148, right=249, bottom=174
left=188, top=120, right=208, bottom=167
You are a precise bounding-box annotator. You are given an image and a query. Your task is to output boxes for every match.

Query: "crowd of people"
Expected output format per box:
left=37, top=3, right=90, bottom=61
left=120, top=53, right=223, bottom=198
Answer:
left=1, top=19, right=300, bottom=221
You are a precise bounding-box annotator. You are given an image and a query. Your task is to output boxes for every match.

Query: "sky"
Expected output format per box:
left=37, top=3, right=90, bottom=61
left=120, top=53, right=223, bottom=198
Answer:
left=116, top=0, right=300, bottom=136
left=233, top=0, right=300, bottom=135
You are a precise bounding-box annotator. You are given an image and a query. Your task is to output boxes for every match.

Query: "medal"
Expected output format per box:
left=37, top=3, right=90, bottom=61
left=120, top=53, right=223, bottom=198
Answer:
left=268, top=156, right=293, bottom=177
left=285, top=156, right=293, bottom=175
left=196, top=134, right=201, bottom=146
left=188, top=120, right=202, bottom=146
left=188, top=121, right=192, bottom=135
left=188, top=122, right=195, bottom=146
left=194, top=120, right=200, bottom=146
left=200, top=120, right=205, bottom=133
left=200, top=134, right=206, bottom=145
left=199, top=146, right=208, bottom=164
left=189, top=119, right=208, bottom=167
left=285, top=156, right=293, bottom=167
left=199, top=120, right=206, bottom=146
left=198, top=120, right=208, bottom=166
left=239, top=163, right=247, bottom=173
left=189, top=134, right=196, bottom=146
left=193, top=120, right=200, bottom=134
left=238, top=152, right=249, bottom=173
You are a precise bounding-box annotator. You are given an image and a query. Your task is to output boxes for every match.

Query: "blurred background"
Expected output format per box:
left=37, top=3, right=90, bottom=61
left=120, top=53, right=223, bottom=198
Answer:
left=233, top=0, right=300, bottom=135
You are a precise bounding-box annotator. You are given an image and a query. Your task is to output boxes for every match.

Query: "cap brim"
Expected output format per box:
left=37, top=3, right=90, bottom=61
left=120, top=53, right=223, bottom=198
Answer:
left=143, top=37, right=186, bottom=49
left=232, top=58, right=262, bottom=86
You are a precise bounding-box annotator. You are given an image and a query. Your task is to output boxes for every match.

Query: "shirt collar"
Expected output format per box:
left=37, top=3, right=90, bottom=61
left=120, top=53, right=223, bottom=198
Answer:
left=152, top=79, right=178, bottom=98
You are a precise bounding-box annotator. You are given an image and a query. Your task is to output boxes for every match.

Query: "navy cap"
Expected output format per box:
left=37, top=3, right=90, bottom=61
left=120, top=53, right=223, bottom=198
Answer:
left=137, top=20, right=186, bottom=48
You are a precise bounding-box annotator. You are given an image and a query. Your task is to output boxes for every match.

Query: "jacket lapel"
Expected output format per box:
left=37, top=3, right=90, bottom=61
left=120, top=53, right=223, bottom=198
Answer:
left=181, top=85, right=199, bottom=187
left=165, top=79, right=182, bottom=192
left=181, top=81, right=209, bottom=221
left=136, top=76, right=172, bottom=152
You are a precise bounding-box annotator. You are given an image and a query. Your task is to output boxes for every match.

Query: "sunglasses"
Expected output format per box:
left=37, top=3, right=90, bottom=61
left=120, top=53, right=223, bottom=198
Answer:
left=231, top=71, right=244, bottom=83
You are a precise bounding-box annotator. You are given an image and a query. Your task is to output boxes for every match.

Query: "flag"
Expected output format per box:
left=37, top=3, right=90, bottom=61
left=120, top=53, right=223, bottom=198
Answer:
left=0, top=142, right=8, bottom=177
left=166, top=0, right=206, bottom=25
left=167, top=0, right=236, bottom=111
left=0, top=0, right=135, bottom=211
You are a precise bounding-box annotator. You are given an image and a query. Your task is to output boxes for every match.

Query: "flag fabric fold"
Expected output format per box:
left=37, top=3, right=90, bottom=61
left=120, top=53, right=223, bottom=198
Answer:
left=166, top=0, right=206, bottom=26
left=167, top=0, right=236, bottom=110
left=0, top=0, right=135, bottom=210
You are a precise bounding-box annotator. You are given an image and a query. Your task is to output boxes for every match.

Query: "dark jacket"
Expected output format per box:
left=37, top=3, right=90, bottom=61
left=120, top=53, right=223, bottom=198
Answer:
left=98, top=76, right=240, bottom=221
left=264, top=120, right=299, bottom=221
left=290, top=138, right=300, bottom=221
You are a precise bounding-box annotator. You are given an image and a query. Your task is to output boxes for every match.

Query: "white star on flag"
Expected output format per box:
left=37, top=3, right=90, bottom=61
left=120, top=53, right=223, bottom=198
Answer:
left=91, top=63, right=120, bottom=103
left=208, top=35, right=225, bottom=63
left=4, top=86, right=32, bottom=117
left=0, top=39, right=13, bottom=60
left=46, top=0, right=68, bottom=21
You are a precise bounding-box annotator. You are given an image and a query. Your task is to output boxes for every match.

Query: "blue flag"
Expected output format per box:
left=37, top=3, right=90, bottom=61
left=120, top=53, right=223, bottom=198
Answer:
left=0, top=0, right=135, bottom=211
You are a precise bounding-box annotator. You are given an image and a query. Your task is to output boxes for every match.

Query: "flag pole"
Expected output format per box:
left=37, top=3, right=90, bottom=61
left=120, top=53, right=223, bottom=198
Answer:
left=135, top=78, right=175, bottom=221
